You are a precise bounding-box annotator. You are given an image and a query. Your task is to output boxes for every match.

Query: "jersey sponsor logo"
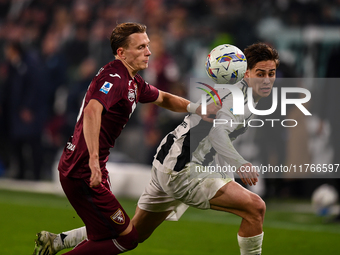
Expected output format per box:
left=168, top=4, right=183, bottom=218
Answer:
left=109, top=73, right=121, bottom=79
left=99, top=81, right=113, bottom=94
left=110, top=208, right=125, bottom=225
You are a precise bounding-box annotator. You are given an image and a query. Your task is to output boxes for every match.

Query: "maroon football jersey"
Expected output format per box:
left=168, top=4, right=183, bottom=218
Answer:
left=58, top=60, right=159, bottom=178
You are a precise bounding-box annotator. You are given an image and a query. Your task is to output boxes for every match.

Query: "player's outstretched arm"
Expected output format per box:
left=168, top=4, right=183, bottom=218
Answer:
left=153, top=90, right=189, bottom=112
left=153, top=90, right=220, bottom=122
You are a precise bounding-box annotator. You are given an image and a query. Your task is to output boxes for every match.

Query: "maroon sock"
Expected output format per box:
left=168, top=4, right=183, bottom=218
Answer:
left=63, top=226, right=138, bottom=255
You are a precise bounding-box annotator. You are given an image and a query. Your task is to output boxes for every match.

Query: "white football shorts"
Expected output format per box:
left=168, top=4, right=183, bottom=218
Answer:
left=137, top=162, right=233, bottom=221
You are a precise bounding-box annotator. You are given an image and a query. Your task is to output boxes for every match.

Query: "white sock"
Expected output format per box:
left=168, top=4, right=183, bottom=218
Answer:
left=53, top=226, right=87, bottom=251
left=237, top=232, right=264, bottom=255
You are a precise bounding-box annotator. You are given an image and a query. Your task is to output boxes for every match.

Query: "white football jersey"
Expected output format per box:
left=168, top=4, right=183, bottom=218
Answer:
left=153, top=79, right=255, bottom=173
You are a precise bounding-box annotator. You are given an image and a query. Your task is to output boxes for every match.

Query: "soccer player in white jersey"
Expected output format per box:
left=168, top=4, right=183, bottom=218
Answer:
left=34, top=42, right=279, bottom=255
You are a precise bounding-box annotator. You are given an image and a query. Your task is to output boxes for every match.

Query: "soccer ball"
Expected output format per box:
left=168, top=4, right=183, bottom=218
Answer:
left=311, top=184, right=338, bottom=216
left=205, top=44, right=247, bottom=84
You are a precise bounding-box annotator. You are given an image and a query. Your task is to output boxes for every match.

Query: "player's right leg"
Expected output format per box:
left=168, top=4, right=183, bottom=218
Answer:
left=32, top=165, right=175, bottom=254
left=32, top=208, right=170, bottom=254
left=33, top=225, right=137, bottom=255
left=59, top=173, right=138, bottom=255
left=156, top=162, right=265, bottom=255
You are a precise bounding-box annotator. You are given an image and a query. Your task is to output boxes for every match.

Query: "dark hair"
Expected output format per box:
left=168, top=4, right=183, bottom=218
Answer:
left=244, top=43, right=280, bottom=70
left=110, top=22, right=147, bottom=56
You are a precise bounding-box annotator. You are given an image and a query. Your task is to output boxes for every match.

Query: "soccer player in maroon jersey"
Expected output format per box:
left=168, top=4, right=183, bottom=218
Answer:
left=33, top=22, right=218, bottom=255
left=34, top=42, right=278, bottom=255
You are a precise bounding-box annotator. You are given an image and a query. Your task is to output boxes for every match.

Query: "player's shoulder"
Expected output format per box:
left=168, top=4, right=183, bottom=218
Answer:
left=217, top=80, right=248, bottom=117
left=94, top=60, right=129, bottom=82
left=217, top=79, right=247, bottom=101
left=237, top=79, right=248, bottom=95
left=134, top=73, right=146, bottom=85
left=219, top=79, right=247, bottom=94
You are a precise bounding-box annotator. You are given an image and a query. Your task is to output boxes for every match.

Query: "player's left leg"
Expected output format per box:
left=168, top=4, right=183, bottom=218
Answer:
left=209, top=181, right=265, bottom=255
left=62, top=222, right=138, bottom=255
left=132, top=206, right=171, bottom=243
left=133, top=166, right=182, bottom=243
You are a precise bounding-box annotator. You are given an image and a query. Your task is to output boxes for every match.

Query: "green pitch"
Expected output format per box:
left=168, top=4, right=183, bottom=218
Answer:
left=0, top=189, right=339, bottom=255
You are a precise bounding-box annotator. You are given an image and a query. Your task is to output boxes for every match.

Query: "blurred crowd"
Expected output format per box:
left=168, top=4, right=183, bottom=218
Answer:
left=0, top=0, right=339, bottom=199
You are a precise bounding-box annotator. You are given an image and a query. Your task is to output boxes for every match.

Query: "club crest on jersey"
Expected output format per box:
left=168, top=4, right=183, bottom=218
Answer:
left=99, top=81, right=113, bottom=94
left=110, top=209, right=125, bottom=225
left=128, top=89, right=135, bottom=102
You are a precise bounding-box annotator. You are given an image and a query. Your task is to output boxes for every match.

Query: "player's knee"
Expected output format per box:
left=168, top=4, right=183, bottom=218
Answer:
left=248, top=194, right=266, bottom=223
left=116, top=226, right=139, bottom=251
left=246, top=193, right=266, bottom=225
left=256, top=196, right=266, bottom=221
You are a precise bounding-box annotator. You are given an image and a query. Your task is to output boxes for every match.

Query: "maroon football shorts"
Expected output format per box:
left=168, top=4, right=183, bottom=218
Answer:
left=59, top=172, right=130, bottom=241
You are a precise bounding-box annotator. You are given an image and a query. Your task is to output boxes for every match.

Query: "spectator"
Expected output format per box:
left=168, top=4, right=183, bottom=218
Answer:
left=41, top=31, right=68, bottom=178
left=3, top=41, right=48, bottom=180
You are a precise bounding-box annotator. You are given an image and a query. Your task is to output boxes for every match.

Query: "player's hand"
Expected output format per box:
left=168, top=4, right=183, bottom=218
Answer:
left=89, top=158, right=102, bottom=188
left=196, top=102, right=221, bottom=123
left=237, top=163, right=259, bottom=186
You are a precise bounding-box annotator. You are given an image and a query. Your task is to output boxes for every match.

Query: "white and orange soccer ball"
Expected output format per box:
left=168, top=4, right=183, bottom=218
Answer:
left=205, top=44, right=247, bottom=84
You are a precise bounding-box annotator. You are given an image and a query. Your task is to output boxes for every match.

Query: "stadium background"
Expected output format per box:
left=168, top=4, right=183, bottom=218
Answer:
left=0, top=0, right=339, bottom=254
